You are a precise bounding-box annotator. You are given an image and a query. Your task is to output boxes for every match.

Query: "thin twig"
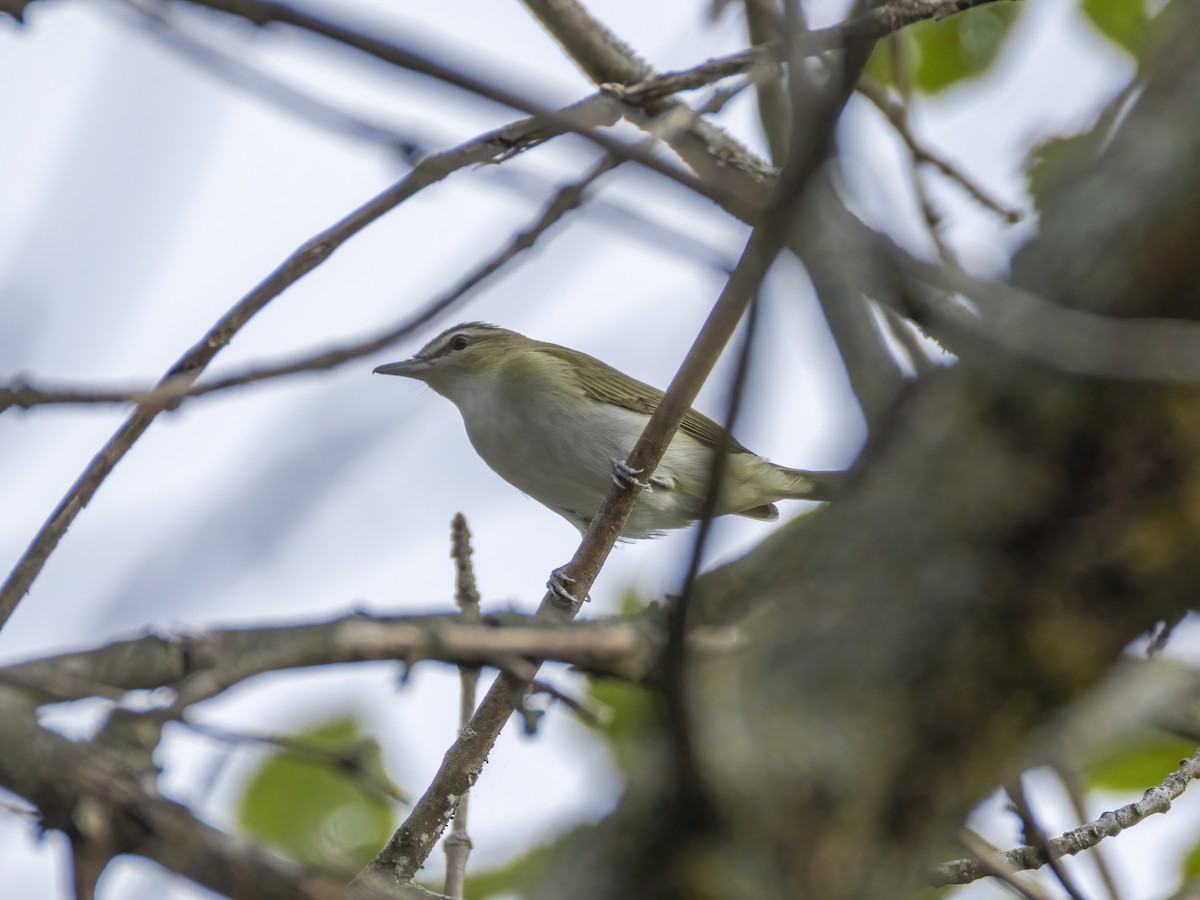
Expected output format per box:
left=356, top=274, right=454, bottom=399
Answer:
left=743, top=0, right=792, bottom=164
left=181, top=719, right=409, bottom=805
left=856, top=75, right=1022, bottom=224
left=935, top=748, right=1200, bottom=886
left=178, top=0, right=1005, bottom=214
left=873, top=36, right=943, bottom=375
left=590, top=0, right=1011, bottom=106
left=120, top=0, right=429, bottom=156
left=444, top=515, right=481, bottom=899
left=959, top=829, right=1054, bottom=900
left=526, top=678, right=607, bottom=727
left=176, top=0, right=752, bottom=214
left=355, top=11, right=866, bottom=879
left=1058, top=766, right=1123, bottom=900
left=1009, top=779, right=1088, bottom=900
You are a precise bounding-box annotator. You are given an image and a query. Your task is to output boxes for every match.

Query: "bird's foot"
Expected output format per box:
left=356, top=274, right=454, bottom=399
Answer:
left=547, top=565, right=589, bottom=607
left=611, top=459, right=652, bottom=493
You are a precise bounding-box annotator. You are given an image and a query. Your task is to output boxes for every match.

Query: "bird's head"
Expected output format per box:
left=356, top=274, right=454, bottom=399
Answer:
left=374, top=323, right=532, bottom=399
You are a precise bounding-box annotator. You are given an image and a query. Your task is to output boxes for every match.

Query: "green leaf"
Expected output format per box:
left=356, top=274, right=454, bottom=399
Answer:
left=867, top=4, right=1022, bottom=95
left=1182, top=837, right=1200, bottom=882
left=1083, top=731, right=1196, bottom=793
left=589, top=677, right=658, bottom=776
left=235, top=714, right=401, bottom=874
left=1025, top=130, right=1101, bottom=215
left=1080, top=0, right=1151, bottom=56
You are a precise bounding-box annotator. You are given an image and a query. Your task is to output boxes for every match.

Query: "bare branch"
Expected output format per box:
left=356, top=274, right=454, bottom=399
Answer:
left=1, top=154, right=620, bottom=415
left=180, top=719, right=409, bottom=806
left=958, top=830, right=1054, bottom=900
left=1057, top=767, right=1123, bottom=900
left=0, top=611, right=662, bottom=704
left=444, top=515, right=481, bottom=900
left=120, top=0, right=429, bottom=155
left=173, top=0, right=750, bottom=212
left=1008, top=780, right=1088, bottom=900
left=935, top=748, right=1200, bottom=886
left=857, top=76, right=1022, bottom=224
left=0, top=92, right=624, bottom=625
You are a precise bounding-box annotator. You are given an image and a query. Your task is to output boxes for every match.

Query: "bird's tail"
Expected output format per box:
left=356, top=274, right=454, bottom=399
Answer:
left=771, top=465, right=843, bottom=502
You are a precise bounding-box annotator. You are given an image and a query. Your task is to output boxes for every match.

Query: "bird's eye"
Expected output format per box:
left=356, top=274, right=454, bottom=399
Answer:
left=449, top=334, right=471, bottom=351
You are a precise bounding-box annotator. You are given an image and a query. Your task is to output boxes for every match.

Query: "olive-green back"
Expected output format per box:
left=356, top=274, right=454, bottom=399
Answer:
left=539, top=344, right=751, bottom=454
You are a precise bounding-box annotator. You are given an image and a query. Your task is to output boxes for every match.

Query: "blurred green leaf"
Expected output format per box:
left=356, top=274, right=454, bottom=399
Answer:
left=459, top=834, right=562, bottom=900
left=1083, top=731, right=1195, bottom=793
left=867, top=4, right=1022, bottom=95
left=428, top=821, right=594, bottom=899
left=1080, top=0, right=1151, bottom=56
left=1181, top=837, right=1200, bottom=882
left=235, top=714, right=401, bottom=874
left=1026, top=130, right=1100, bottom=214
left=589, top=677, right=658, bottom=776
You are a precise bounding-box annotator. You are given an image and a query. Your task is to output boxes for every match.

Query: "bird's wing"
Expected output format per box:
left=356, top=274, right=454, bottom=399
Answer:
left=540, top=344, right=752, bottom=454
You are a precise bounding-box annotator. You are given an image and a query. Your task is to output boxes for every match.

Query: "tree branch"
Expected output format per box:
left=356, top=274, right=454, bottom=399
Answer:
left=857, top=76, right=1022, bottom=224
left=444, top=515, right=482, bottom=900
left=934, top=748, right=1200, bottom=886
left=0, top=611, right=662, bottom=705
left=356, top=0, right=879, bottom=882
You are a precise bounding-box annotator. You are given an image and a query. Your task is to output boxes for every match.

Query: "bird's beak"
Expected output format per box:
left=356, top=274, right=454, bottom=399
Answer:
left=373, top=358, right=430, bottom=378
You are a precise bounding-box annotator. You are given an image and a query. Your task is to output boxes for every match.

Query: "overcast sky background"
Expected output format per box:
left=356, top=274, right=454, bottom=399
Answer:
left=2, top=1, right=1197, bottom=897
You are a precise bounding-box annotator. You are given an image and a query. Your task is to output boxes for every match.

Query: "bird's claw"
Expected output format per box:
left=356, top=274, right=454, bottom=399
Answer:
left=547, top=565, right=589, bottom=607
left=611, top=459, right=652, bottom=493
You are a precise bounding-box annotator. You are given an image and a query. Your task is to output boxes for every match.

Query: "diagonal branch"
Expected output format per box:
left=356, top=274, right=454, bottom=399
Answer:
left=356, top=9, right=874, bottom=883
left=527, top=0, right=910, bottom=427
left=173, top=0, right=748, bottom=213
left=856, top=76, right=1022, bottom=224
left=934, top=748, right=1200, bottom=886
left=355, top=207, right=792, bottom=890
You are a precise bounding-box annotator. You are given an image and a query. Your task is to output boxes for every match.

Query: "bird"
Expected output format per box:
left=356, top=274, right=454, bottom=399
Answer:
left=374, top=323, right=839, bottom=551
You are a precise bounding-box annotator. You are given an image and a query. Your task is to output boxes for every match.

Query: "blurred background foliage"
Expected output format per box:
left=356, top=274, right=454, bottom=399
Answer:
left=867, top=0, right=1158, bottom=96
left=235, top=715, right=403, bottom=875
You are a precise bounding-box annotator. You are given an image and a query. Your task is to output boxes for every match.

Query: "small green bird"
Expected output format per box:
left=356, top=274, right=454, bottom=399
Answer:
left=374, top=323, right=839, bottom=541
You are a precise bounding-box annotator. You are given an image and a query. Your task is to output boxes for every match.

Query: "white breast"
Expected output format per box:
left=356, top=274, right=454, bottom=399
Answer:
left=443, top=374, right=718, bottom=538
